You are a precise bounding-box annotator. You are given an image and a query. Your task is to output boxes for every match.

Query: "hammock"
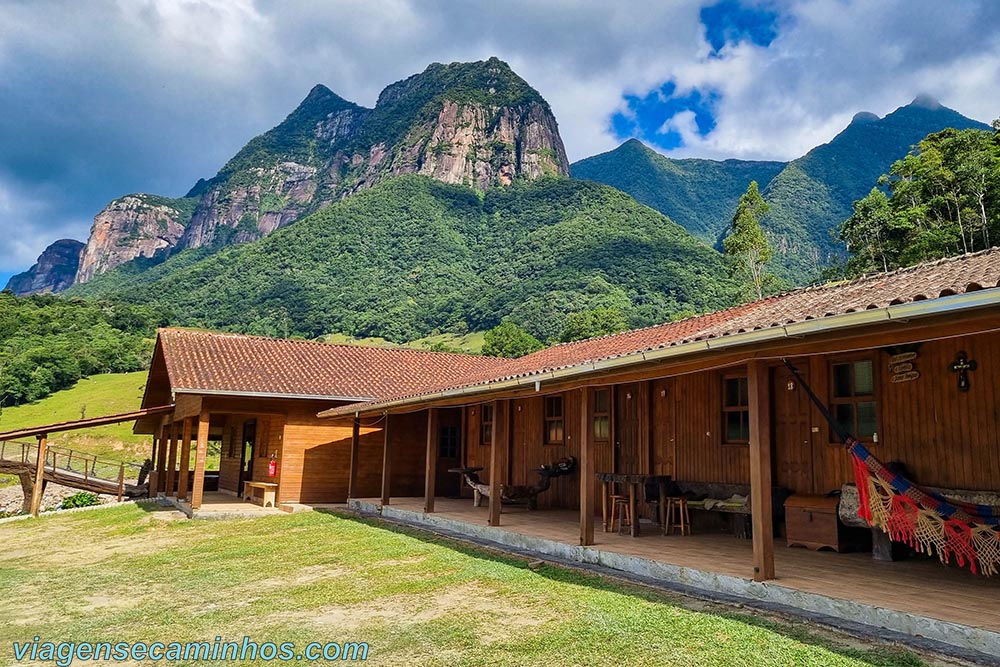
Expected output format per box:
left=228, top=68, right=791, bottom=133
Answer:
left=783, top=360, right=1000, bottom=576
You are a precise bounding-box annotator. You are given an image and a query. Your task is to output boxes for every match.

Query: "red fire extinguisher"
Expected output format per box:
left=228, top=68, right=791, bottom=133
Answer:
left=268, top=453, right=278, bottom=477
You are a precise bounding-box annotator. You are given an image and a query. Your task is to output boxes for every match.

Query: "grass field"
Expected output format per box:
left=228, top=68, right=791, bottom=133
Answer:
left=0, top=372, right=148, bottom=457
left=0, top=373, right=149, bottom=488
left=0, top=504, right=927, bottom=667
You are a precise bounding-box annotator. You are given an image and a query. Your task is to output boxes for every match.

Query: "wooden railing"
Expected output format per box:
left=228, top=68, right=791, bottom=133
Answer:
left=0, top=439, right=146, bottom=499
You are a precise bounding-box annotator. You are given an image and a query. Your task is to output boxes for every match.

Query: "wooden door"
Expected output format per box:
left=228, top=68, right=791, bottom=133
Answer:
left=772, top=365, right=814, bottom=494
left=435, top=409, right=462, bottom=497
left=238, top=418, right=256, bottom=494
left=615, top=384, right=642, bottom=474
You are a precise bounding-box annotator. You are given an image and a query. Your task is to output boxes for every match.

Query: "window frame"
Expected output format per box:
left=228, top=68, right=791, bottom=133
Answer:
left=721, top=374, right=750, bottom=445
left=544, top=395, right=565, bottom=446
left=479, top=404, right=494, bottom=447
left=592, top=388, right=611, bottom=444
left=438, top=425, right=460, bottom=459
left=828, top=356, right=879, bottom=444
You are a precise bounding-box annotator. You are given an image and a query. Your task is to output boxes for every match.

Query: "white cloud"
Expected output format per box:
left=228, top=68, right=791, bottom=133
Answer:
left=0, top=0, right=997, bottom=272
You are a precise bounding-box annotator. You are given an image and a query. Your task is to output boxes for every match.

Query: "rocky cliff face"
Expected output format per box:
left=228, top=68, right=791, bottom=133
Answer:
left=70, top=58, right=569, bottom=283
left=5, top=239, right=84, bottom=295
left=75, top=195, right=196, bottom=283
left=174, top=58, right=570, bottom=253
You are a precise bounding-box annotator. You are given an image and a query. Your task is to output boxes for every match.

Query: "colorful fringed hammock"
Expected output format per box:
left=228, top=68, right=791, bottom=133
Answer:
left=783, top=360, right=1000, bottom=576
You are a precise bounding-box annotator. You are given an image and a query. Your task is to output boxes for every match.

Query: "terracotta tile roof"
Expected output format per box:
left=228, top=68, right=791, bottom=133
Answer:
left=156, top=328, right=509, bottom=400
left=324, top=248, right=1000, bottom=414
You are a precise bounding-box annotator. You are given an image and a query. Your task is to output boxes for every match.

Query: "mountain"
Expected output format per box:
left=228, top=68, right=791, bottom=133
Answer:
left=574, top=98, right=989, bottom=283
left=66, top=57, right=569, bottom=288
left=761, top=97, right=990, bottom=281
left=571, top=139, right=785, bottom=242
left=75, top=194, right=198, bottom=283
left=4, top=240, right=84, bottom=295
left=68, top=176, right=736, bottom=342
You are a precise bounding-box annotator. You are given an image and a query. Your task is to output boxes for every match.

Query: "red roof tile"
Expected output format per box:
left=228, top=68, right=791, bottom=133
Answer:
left=325, top=248, right=1000, bottom=414
left=156, top=328, right=509, bottom=400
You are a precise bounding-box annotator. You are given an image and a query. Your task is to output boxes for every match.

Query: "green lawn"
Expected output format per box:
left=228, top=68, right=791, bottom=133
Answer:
left=0, top=505, right=925, bottom=667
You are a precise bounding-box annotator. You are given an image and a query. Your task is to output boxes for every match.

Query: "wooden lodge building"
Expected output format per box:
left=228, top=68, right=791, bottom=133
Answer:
left=137, top=250, right=1000, bottom=655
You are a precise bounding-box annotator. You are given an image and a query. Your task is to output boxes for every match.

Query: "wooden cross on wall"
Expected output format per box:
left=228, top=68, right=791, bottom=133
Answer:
left=949, top=351, right=977, bottom=392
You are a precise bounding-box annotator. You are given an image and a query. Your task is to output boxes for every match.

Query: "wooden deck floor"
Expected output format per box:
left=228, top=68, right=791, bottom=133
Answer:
left=378, top=497, right=1000, bottom=634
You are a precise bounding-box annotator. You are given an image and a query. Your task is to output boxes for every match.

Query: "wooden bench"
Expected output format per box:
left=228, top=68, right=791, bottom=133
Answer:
left=669, top=481, right=791, bottom=538
left=242, top=481, right=278, bottom=508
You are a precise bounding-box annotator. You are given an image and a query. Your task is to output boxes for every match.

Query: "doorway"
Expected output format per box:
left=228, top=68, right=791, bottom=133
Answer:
left=238, top=419, right=257, bottom=495
left=615, top=383, right=643, bottom=474
left=435, top=408, right=463, bottom=497
left=772, top=365, right=814, bottom=494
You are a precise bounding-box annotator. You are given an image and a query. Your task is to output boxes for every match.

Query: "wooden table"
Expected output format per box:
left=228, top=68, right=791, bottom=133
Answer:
left=243, top=481, right=278, bottom=508
left=595, top=473, right=671, bottom=537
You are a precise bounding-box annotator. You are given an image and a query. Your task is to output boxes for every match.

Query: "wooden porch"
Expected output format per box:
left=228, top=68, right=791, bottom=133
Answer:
left=166, top=491, right=287, bottom=518
left=354, top=496, right=1000, bottom=655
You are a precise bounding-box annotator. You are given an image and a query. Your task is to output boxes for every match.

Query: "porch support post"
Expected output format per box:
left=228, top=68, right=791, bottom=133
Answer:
left=579, top=388, right=595, bottom=546
left=164, top=421, right=179, bottom=496
left=380, top=413, right=392, bottom=506
left=155, top=423, right=169, bottom=494
left=424, top=408, right=439, bottom=513
left=177, top=418, right=192, bottom=500
left=748, top=360, right=775, bottom=582
left=147, top=435, right=159, bottom=499
left=488, top=400, right=509, bottom=527
left=30, top=434, right=48, bottom=517
left=191, top=409, right=210, bottom=510
left=347, top=417, right=360, bottom=500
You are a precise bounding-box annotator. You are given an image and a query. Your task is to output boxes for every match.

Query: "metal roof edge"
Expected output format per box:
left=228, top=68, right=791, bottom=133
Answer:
left=318, top=288, right=1000, bottom=418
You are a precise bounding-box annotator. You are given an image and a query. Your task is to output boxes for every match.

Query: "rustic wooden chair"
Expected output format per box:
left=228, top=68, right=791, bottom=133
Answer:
left=611, top=495, right=632, bottom=534
left=664, top=496, right=690, bottom=536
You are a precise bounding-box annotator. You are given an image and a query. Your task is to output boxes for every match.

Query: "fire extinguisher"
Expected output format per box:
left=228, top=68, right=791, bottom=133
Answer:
left=268, top=452, right=278, bottom=477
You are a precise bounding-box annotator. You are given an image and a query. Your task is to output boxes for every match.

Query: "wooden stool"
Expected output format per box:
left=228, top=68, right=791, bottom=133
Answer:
left=610, top=496, right=632, bottom=534
left=664, top=497, right=690, bottom=536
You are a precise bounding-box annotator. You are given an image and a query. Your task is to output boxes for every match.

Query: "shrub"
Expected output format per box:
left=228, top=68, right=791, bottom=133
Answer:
left=60, top=492, right=100, bottom=509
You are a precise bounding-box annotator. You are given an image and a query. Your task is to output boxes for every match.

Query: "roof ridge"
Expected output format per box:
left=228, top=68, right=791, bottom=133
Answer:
left=158, top=327, right=504, bottom=362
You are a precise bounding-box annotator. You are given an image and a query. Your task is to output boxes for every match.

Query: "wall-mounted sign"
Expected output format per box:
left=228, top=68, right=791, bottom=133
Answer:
left=889, top=350, right=920, bottom=383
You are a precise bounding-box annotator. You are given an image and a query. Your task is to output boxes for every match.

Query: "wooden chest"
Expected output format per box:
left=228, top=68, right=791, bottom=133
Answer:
left=785, top=494, right=844, bottom=551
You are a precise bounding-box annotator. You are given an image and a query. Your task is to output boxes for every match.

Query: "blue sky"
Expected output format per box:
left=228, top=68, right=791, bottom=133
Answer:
left=610, top=0, right=779, bottom=151
left=1, top=0, right=998, bottom=283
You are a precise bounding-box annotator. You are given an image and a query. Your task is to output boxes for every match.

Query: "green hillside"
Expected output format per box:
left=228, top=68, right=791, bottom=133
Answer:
left=571, top=139, right=785, bottom=242
left=761, top=100, right=990, bottom=282
left=0, top=372, right=148, bottom=485
left=71, top=176, right=738, bottom=342
left=575, top=101, right=989, bottom=285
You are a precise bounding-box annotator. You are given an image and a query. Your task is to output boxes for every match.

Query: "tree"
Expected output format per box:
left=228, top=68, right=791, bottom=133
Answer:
left=723, top=181, right=773, bottom=300
left=481, top=321, right=544, bottom=358
left=838, top=127, right=1000, bottom=277
left=559, top=307, right=629, bottom=343
left=839, top=188, right=894, bottom=274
